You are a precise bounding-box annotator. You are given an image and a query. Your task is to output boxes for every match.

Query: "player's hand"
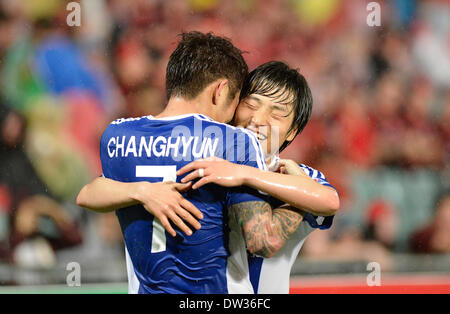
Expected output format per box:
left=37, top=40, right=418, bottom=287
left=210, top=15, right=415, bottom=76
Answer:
left=177, top=157, right=251, bottom=189
left=134, top=181, right=203, bottom=237
left=276, top=159, right=308, bottom=177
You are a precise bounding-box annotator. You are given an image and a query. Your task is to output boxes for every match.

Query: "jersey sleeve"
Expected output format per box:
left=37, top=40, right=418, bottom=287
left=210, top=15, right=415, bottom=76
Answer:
left=99, top=121, right=115, bottom=179
left=298, top=164, right=336, bottom=230
left=226, top=129, right=268, bottom=207
left=99, top=119, right=126, bottom=181
left=299, top=164, right=336, bottom=190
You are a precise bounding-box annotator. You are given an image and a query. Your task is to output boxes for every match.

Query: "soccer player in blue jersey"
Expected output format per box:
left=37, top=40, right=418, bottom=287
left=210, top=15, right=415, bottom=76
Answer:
left=177, top=61, right=339, bottom=293
left=78, top=60, right=339, bottom=294
left=78, top=32, right=309, bottom=294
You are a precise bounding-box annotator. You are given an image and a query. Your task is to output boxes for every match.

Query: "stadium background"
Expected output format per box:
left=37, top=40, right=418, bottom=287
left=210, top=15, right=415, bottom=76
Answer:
left=0, top=0, right=449, bottom=293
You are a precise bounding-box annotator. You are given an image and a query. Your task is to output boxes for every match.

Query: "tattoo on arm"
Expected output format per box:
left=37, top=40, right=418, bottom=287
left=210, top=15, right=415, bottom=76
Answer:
left=230, top=201, right=304, bottom=258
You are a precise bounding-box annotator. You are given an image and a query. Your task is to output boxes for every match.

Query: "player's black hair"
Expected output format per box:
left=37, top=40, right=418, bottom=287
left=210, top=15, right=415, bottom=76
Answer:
left=239, top=61, right=313, bottom=152
left=166, top=31, right=248, bottom=101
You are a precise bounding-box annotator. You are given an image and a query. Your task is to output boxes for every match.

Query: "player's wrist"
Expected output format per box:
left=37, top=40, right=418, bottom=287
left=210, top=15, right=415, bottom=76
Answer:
left=241, top=166, right=258, bottom=186
left=130, top=181, right=150, bottom=204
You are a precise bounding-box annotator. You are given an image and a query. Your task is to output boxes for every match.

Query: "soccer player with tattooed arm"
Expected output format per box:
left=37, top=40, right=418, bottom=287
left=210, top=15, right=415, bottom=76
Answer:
left=77, top=33, right=339, bottom=294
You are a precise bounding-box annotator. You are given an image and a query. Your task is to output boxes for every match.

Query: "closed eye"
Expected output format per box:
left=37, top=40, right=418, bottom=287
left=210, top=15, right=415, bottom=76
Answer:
left=271, top=113, right=284, bottom=120
left=245, top=101, right=258, bottom=110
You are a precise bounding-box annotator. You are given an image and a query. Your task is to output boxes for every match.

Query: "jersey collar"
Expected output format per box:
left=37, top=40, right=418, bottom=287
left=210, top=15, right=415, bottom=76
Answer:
left=146, top=113, right=214, bottom=122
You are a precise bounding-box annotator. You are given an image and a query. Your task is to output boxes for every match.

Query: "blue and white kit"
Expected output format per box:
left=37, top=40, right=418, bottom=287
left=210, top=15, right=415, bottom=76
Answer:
left=100, top=114, right=268, bottom=294
left=249, top=160, right=335, bottom=294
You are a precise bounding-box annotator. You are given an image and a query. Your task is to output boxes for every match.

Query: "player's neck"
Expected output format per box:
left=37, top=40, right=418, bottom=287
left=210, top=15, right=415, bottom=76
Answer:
left=156, top=96, right=215, bottom=120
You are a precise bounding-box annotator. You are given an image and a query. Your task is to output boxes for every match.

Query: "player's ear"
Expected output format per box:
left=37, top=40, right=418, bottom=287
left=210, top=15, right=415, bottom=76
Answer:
left=212, top=79, right=229, bottom=106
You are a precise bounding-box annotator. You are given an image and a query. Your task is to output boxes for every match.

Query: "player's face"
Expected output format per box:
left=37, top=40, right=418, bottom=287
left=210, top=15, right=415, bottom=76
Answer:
left=233, top=93, right=296, bottom=157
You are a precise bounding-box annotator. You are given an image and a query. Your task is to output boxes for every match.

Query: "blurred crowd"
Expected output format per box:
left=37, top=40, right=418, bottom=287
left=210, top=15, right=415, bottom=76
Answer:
left=0, top=0, right=448, bottom=273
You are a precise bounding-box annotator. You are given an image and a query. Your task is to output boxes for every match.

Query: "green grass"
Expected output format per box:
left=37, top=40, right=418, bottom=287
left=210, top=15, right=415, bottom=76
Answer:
left=0, top=283, right=128, bottom=294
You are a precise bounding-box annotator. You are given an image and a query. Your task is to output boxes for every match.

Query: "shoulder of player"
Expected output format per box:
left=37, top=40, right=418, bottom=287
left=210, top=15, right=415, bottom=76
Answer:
left=109, top=115, right=151, bottom=127
left=298, top=164, right=338, bottom=192
left=104, top=115, right=153, bottom=132
left=200, top=119, right=265, bottom=169
left=195, top=116, right=251, bottom=134
left=197, top=118, right=261, bottom=147
left=298, top=163, right=326, bottom=180
left=100, top=116, right=150, bottom=142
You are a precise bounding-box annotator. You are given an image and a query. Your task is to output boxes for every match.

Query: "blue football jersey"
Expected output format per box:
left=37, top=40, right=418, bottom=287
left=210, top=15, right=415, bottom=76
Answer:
left=100, top=114, right=267, bottom=294
left=248, top=162, right=336, bottom=294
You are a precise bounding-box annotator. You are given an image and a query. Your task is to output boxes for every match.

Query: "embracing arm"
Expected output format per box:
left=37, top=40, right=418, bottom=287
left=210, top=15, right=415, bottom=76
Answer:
left=178, top=158, right=339, bottom=217
left=76, top=177, right=203, bottom=236
left=241, top=165, right=339, bottom=216
left=230, top=201, right=305, bottom=258
left=76, top=177, right=143, bottom=213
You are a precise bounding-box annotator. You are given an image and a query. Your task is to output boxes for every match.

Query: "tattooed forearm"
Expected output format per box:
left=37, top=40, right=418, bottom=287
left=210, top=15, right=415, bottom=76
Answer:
left=230, top=201, right=304, bottom=258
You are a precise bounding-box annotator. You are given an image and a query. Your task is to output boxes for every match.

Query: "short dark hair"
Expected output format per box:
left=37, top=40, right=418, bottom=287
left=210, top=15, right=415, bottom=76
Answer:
left=166, top=31, right=248, bottom=101
left=240, top=61, right=313, bottom=152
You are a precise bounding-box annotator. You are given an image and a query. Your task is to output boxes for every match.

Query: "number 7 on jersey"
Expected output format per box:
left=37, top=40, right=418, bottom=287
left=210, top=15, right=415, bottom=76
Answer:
left=136, top=165, right=177, bottom=253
